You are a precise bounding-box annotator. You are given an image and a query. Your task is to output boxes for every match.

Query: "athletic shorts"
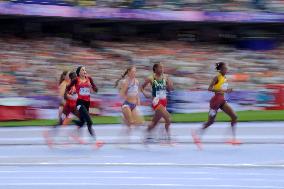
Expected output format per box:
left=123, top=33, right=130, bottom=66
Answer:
left=76, top=99, right=90, bottom=112
left=152, top=98, right=167, bottom=110
left=210, top=94, right=226, bottom=110
left=122, top=101, right=137, bottom=111
left=62, top=103, right=76, bottom=118
left=209, top=94, right=226, bottom=117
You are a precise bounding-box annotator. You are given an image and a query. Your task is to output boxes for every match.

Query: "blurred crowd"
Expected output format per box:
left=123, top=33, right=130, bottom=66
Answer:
left=1, top=36, right=284, bottom=99
left=2, top=0, right=284, bottom=12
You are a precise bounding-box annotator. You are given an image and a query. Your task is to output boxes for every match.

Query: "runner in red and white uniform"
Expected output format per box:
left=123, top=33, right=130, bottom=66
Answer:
left=66, top=66, right=103, bottom=148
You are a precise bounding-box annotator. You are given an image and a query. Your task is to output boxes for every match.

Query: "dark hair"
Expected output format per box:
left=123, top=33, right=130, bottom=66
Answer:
left=153, top=63, right=160, bottom=73
left=216, top=62, right=225, bottom=71
left=115, top=66, right=134, bottom=88
left=59, top=70, right=68, bottom=85
left=69, top=72, right=77, bottom=81
left=76, top=66, right=83, bottom=77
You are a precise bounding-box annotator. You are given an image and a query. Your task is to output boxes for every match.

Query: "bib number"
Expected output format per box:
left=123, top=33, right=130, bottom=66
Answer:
left=79, top=87, right=90, bottom=96
left=156, top=90, right=166, bottom=99
left=221, top=83, right=228, bottom=90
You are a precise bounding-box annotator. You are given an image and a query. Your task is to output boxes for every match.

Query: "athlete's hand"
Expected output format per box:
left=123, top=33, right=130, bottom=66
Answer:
left=152, top=97, right=159, bottom=106
left=226, top=88, right=233, bottom=93
left=66, top=94, right=73, bottom=99
left=93, top=86, right=98, bottom=93
left=142, top=90, right=151, bottom=99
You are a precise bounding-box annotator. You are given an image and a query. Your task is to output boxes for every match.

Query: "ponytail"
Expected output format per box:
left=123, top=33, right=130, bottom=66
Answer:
left=114, top=67, right=132, bottom=88
left=59, top=70, right=68, bottom=85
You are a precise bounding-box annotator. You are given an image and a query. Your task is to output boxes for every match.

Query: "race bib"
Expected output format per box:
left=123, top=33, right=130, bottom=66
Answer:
left=69, top=93, right=78, bottom=100
left=79, top=87, right=90, bottom=96
left=221, top=83, right=228, bottom=90
left=156, top=90, right=166, bottom=99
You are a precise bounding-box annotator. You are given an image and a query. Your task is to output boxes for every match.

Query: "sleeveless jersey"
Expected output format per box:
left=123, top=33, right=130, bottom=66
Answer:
left=126, top=79, right=139, bottom=97
left=213, top=73, right=228, bottom=92
left=150, top=74, right=167, bottom=99
left=75, top=77, right=92, bottom=101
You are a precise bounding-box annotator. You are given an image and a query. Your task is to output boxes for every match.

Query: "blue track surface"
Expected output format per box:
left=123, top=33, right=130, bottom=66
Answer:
left=1, top=122, right=284, bottom=189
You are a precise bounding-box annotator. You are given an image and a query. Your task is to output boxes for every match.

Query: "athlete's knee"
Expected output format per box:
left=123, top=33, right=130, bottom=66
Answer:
left=87, top=123, right=93, bottom=129
left=126, top=117, right=135, bottom=125
left=74, top=114, right=85, bottom=126
left=209, top=109, right=217, bottom=117
left=58, top=117, right=64, bottom=126
left=147, top=123, right=155, bottom=131
left=84, top=110, right=92, bottom=125
left=79, top=106, right=91, bottom=120
left=134, top=119, right=144, bottom=126
left=77, top=120, right=85, bottom=128
left=123, top=115, right=132, bottom=126
left=164, top=116, right=171, bottom=125
left=204, top=119, right=214, bottom=128
left=231, top=114, right=238, bottom=123
left=86, top=119, right=93, bottom=126
left=129, top=121, right=135, bottom=126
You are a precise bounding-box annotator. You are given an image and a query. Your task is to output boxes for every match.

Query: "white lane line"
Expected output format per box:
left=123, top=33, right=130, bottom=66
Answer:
left=0, top=155, right=125, bottom=158
left=0, top=162, right=283, bottom=168
left=0, top=177, right=217, bottom=180
left=0, top=176, right=283, bottom=182
left=102, top=156, right=125, bottom=158
left=0, top=122, right=283, bottom=131
left=0, top=170, right=283, bottom=177
left=0, top=183, right=283, bottom=188
left=0, top=136, right=282, bottom=141
left=0, top=170, right=131, bottom=173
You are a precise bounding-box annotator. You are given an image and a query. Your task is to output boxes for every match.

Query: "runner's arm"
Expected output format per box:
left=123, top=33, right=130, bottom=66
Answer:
left=141, top=78, right=152, bottom=99
left=89, top=77, right=98, bottom=93
left=119, top=80, right=128, bottom=100
left=166, top=76, right=174, bottom=91
left=65, top=79, right=77, bottom=99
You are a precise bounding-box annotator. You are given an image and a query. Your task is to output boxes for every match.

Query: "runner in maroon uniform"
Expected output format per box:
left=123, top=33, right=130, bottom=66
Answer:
left=62, top=72, right=78, bottom=125
left=191, top=62, right=240, bottom=150
left=44, top=72, right=78, bottom=148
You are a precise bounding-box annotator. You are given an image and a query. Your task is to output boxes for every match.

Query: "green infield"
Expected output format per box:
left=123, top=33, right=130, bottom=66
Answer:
left=0, top=110, right=283, bottom=127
